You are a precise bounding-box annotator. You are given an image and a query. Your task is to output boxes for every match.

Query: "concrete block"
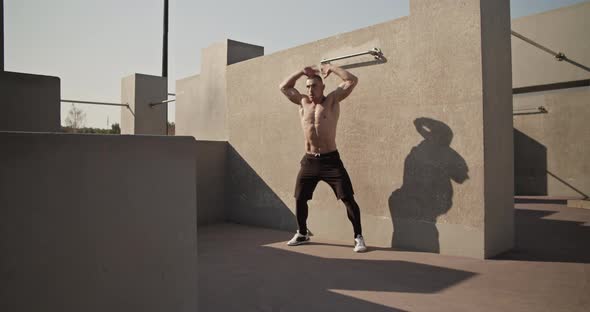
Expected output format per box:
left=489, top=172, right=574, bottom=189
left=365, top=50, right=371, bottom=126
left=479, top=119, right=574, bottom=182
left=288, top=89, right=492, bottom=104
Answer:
left=0, top=132, right=198, bottom=312
left=0, top=71, right=60, bottom=132
left=175, top=39, right=263, bottom=140
left=121, top=74, right=167, bottom=135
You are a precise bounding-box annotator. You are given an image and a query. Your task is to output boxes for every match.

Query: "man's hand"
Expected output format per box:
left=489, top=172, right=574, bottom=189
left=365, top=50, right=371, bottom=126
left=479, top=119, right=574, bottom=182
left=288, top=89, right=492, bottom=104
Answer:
left=302, top=66, right=319, bottom=77
left=320, top=63, right=332, bottom=79
left=322, top=64, right=358, bottom=102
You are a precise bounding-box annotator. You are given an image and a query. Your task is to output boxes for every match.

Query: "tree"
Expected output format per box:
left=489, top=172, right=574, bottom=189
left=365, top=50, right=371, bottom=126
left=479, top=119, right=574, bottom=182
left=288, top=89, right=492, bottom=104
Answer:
left=64, top=104, right=86, bottom=132
left=111, top=123, right=121, bottom=134
left=167, top=121, right=175, bottom=135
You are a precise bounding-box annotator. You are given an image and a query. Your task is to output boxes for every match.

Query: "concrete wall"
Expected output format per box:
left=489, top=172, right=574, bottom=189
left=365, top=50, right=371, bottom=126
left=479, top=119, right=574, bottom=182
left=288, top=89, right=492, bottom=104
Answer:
left=481, top=0, right=514, bottom=258
left=175, top=39, right=263, bottom=140
left=121, top=74, right=167, bottom=135
left=511, top=2, right=590, bottom=197
left=0, top=132, right=198, bottom=312
left=176, top=0, right=515, bottom=258
left=0, top=71, right=60, bottom=132
left=195, top=140, right=227, bottom=225
left=513, top=88, right=589, bottom=197
left=511, top=2, right=589, bottom=88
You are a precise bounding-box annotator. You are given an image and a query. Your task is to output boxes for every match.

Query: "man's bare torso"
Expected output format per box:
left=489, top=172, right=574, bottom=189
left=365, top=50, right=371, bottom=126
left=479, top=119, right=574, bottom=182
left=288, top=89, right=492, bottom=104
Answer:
left=299, top=95, right=339, bottom=154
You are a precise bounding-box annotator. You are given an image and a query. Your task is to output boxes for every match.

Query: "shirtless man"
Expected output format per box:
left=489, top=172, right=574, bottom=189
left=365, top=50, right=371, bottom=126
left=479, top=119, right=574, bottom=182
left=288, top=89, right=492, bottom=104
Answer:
left=279, top=63, right=366, bottom=252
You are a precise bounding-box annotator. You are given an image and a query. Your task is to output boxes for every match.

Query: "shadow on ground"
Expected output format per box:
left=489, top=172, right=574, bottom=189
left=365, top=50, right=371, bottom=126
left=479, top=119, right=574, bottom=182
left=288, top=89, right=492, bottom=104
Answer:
left=494, top=198, right=590, bottom=263
left=198, top=224, right=476, bottom=311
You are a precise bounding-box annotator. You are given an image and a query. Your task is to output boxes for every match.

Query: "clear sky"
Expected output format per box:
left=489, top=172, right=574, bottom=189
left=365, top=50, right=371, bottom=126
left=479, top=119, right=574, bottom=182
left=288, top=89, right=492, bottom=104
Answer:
left=4, top=0, right=589, bottom=128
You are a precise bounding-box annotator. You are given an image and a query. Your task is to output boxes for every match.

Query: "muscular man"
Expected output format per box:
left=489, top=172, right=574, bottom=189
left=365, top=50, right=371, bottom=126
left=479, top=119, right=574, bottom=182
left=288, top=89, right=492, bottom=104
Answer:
left=279, top=63, right=366, bottom=252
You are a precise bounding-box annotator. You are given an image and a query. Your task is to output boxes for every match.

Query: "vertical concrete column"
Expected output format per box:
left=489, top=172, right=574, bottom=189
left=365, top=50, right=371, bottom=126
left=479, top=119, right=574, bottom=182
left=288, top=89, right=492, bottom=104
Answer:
left=480, top=0, right=514, bottom=258
left=1, top=0, right=4, bottom=71
left=175, top=39, right=263, bottom=139
left=120, top=74, right=167, bottom=135
left=406, top=0, right=513, bottom=258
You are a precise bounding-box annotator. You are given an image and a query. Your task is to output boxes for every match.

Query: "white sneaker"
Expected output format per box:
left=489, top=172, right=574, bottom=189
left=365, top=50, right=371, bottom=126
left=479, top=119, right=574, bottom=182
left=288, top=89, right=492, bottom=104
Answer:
left=354, top=235, right=367, bottom=252
left=287, top=231, right=310, bottom=246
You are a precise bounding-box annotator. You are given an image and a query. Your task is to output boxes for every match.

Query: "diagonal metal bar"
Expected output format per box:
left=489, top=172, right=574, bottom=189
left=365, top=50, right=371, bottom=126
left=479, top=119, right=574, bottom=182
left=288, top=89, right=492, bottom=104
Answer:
left=61, top=99, right=135, bottom=116
left=149, top=98, right=175, bottom=107
left=511, top=30, right=590, bottom=73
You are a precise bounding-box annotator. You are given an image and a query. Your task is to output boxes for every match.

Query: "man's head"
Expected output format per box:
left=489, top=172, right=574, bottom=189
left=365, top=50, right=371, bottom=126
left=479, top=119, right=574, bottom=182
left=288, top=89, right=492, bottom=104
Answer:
left=306, top=75, right=325, bottom=103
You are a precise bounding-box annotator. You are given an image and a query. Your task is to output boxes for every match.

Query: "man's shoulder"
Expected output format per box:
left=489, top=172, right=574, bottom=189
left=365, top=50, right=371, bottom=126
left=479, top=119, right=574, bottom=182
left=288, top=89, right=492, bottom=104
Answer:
left=325, top=93, right=340, bottom=106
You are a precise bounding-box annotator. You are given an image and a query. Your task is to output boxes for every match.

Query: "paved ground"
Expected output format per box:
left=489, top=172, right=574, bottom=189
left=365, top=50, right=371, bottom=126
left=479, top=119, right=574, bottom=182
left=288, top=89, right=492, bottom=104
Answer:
left=198, top=199, right=590, bottom=311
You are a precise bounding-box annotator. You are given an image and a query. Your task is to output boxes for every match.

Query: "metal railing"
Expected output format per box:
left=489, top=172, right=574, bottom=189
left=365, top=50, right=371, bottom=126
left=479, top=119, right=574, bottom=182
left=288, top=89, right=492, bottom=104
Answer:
left=321, top=48, right=384, bottom=64
left=513, top=106, right=548, bottom=116
left=61, top=96, right=175, bottom=112
left=61, top=99, right=127, bottom=107
left=149, top=98, right=175, bottom=107
left=511, top=30, right=590, bottom=73
left=61, top=99, right=134, bottom=116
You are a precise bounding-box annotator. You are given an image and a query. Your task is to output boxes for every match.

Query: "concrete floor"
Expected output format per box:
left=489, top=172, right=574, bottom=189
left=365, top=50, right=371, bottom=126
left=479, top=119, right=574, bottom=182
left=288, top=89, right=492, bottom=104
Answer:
left=198, top=199, right=590, bottom=311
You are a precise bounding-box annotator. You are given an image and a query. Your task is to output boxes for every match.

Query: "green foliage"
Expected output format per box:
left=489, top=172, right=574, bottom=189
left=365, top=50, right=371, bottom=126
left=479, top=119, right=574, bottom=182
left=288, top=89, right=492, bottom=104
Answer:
left=61, top=123, right=121, bottom=134
left=167, top=121, right=175, bottom=135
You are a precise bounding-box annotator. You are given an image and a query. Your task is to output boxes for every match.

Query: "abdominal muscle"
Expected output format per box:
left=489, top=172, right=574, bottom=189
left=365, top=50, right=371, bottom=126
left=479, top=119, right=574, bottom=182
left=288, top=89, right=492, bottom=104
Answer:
left=299, top=101, right=339, bottom=154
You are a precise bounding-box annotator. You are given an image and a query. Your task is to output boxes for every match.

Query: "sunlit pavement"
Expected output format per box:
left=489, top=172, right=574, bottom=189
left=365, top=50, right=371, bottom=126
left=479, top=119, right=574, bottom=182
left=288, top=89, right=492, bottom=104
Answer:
left=198, top=199, right=590, bottom=311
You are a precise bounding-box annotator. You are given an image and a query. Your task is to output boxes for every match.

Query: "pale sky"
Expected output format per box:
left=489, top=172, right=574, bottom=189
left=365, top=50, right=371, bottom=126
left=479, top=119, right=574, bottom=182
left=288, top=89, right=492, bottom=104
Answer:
left=4, top=0, right=589, bottom=128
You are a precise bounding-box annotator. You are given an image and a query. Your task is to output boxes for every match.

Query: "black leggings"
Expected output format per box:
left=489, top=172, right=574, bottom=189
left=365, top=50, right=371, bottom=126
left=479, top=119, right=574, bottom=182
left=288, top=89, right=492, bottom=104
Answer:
left=296, top=197, right=362, bottom=238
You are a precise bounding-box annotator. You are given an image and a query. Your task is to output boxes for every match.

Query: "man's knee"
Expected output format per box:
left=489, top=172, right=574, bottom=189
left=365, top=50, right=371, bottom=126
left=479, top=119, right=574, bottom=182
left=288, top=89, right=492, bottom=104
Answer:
left=341, top=196, right=356, bottom=205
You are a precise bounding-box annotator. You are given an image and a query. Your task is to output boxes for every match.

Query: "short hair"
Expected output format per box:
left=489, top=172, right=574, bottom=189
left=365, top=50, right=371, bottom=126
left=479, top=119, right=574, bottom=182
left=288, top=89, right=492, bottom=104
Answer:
left=306, top=74, right=323, bottom=84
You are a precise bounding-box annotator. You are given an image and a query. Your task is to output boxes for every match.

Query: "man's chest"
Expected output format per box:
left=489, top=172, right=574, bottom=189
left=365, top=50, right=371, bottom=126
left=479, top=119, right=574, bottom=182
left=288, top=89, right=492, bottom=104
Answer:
left=300, top=103, right=338, bottom=122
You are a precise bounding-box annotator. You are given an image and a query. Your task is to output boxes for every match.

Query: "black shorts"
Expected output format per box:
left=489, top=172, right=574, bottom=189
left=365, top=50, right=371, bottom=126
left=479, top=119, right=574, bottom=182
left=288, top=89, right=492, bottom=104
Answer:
left=294, top=150, right=355, bottom=200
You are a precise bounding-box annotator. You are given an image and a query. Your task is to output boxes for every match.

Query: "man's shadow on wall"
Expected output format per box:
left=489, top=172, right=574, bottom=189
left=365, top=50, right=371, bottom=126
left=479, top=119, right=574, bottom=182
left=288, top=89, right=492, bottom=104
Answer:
left=389, top=117, right=469, bottom=253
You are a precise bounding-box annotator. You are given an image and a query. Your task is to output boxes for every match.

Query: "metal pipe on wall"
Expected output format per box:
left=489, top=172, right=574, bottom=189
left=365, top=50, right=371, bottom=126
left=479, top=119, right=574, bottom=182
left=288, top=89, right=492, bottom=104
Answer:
left=320, top=48, right=383, bottom=64
left=512, top=106, right=548, bottom=115
left=61, top=99, right=135, bottom=117
left=61, top=99, right=128, bottom=107
left=150, top=98, right=175, bottom=107
left=511, top=30, right=590, bottom=73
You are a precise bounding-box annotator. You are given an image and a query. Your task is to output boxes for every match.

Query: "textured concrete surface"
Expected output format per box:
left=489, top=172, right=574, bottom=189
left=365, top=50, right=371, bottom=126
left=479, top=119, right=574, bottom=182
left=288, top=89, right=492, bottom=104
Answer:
left=176, top=74, right=201, bottom=137
left=222, top=0, right=513, bottom=258
left=511, top=2, right=590, bottom=88
left=195, top=140, right=227, bottom=225
left=511, top=2, right=590, bottom=197
left=480, top=0, right=514, bottom=258
left=0, top=71, right=60, bottom=132
left=175, top=40, right=263, bottom=140
left=513, top=88, right=590, bottom=197
left=120, top=74, right=167, bottom=135
left=0, top=132, right=198, bottom=312
left=198, top=198, right=590, bottom=311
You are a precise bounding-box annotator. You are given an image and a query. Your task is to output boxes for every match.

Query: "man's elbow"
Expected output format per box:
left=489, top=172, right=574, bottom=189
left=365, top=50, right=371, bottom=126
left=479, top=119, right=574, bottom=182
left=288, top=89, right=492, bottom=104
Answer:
left=348, top=76, right=358, bottom=89
left=279, top=83, right=291, bottom=94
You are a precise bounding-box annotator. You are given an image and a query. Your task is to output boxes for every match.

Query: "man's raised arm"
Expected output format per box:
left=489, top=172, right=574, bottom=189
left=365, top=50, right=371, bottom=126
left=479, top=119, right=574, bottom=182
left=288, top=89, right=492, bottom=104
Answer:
left=279, top=66, right=316, bottom=105
left=322, top=64, right=358, bottom=102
